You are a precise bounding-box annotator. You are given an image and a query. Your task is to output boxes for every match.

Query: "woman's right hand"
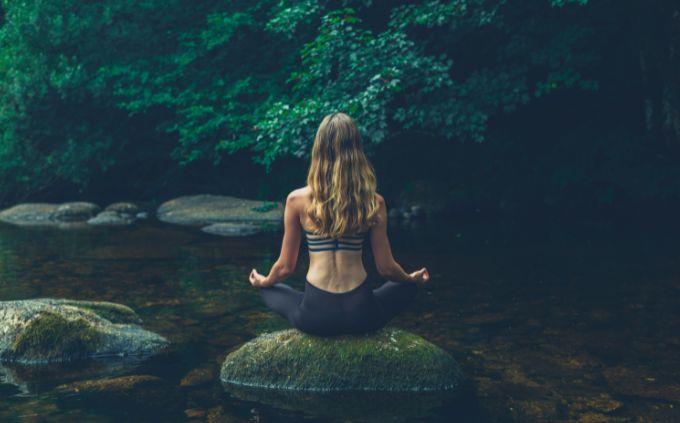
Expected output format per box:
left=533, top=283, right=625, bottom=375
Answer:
left=409, top=267, right=430, bottom=284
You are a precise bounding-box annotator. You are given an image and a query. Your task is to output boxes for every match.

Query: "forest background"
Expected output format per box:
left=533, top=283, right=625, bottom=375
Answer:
left=0, top=0, right=678, bottom=220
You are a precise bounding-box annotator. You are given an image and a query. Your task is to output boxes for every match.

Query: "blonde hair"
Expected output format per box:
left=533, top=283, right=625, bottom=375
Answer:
left=306, top=113, right=379, bottom=238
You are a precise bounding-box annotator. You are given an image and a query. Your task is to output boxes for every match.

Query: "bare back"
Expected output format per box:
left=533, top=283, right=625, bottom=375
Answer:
left=298, top=187, right=369, bottom=293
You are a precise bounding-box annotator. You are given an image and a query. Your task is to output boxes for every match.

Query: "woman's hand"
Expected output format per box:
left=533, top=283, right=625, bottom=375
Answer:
left=409, top=267, right=430, bottom=284
left=249, top=268, right=269, bottom=288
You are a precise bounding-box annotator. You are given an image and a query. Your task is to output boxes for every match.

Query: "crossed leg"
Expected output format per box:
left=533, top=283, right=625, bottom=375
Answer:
left=372, top=280, right=419, bottom=323
left=258, top=283, right=303, bottom=324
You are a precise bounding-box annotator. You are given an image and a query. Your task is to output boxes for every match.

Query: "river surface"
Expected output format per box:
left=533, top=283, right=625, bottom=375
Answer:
left=0, top=217, right=678, bottom=421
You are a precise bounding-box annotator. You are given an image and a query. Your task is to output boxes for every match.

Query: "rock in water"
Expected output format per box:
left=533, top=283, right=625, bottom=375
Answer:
left=0, top=299, right=168, bottom=363
left=201, top=222, right=262, bottom=236
left=89, top=202, right=143, bottom=226
left=55, top=375, right=178, bottom=410
left=220, top=328, right=463, bottom=392
left=50, top=202, right=100, bottom=222
left=104, top=202, right=140, bottom=215
left=0, top=202, right=100, bottom=226
left=0, top=203, right=59, bottom=225
left=156, top=194, right=282, bottom=226
left=87, top=211, right=135, bottom=226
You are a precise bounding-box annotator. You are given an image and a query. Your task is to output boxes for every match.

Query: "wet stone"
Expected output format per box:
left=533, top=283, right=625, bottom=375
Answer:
left=104, top=202, right=140, bottom=214
left=220, top=328, right=463, bottom=392
left=87, top=211, right=135, bottom=226
left=180, top=367, right=215, bottom=388
left=156, top=194, right=282, bottom=226
left=50, top=202, right=101, bottom=222
left=0, top=202, right=101, bottom=226
left=55, top=375, right=178, bottom=409
left=0, top=299, right=168, bottom=363
left=185, top=408, right=206, bottom=419
left=201, top=222, right=263, bottom=237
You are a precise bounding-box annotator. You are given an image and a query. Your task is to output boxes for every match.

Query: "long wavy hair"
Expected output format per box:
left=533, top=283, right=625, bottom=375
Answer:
left=306, top=113, right=379, bottom=238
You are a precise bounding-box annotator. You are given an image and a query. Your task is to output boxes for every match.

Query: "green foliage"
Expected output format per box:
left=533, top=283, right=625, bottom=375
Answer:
left=0, top=0, right=631, bottom=202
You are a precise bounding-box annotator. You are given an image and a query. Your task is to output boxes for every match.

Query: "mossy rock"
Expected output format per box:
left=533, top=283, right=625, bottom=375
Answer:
left=0, top=202, right=100, bottom=226
left=0, top=299, right=168, bottom=364
left=49, top=202, right=101, bottom=222
left=0, top=203, right=59, bottom=225
left=47, top=299, right=142, bottom=324
left=10, top=312, right=102, bottom=362
left=87, top=211, right=135, bottom=226
left=104, top=202, right=140, bottom=214
left=156, top=194, right=283, bottom=226
left=220, top=328, right=463, bottom=392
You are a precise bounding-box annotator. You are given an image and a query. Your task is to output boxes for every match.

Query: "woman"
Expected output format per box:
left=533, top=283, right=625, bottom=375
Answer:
left=248, top=112, right=430, bottom=337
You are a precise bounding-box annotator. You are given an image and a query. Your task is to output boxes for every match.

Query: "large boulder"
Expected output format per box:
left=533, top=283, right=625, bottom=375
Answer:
left=156, top=195, right=282, bottom=227
left=220, top=328, right=463, bottom=392
left=0, top=202, right=100, bottom=226
left=0, top=299, right=168, bottom=363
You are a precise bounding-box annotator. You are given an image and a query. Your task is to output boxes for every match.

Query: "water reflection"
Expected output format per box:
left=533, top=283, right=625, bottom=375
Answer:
left=0, top=218, right=677, bottom=421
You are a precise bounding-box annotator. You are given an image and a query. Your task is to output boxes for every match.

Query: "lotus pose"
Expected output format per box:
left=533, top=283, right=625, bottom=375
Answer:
left=248, top=113, right=430, bottom=336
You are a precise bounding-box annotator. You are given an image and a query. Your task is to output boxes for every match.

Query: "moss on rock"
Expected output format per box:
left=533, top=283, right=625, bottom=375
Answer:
left=0, top=299, right=168, bottom=363
left=10, top=312, right=101, bottom=362
left=51, top=300, right=141, bottom=324
left=220, top=328, right=463, bottom=392
left=156, top=194, right=283, bottom=226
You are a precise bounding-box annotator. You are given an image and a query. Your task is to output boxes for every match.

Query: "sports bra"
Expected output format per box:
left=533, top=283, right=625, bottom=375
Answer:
left=303, top=229, right=370, bottom=253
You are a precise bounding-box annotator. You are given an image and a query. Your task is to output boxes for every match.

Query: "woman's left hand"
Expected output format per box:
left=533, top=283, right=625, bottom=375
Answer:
left=249, top=268, right=268, bottom=288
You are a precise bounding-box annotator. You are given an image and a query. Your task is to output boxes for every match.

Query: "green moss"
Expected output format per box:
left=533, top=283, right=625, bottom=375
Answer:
left=57, top=300, right=141, bottom=324
left=11, top=312, right=102, bottom=362
left=220, top=328, right=463, bottom=392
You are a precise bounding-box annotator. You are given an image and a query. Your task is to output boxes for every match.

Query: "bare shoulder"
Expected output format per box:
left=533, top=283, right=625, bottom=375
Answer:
left=374, top=192, right=385, bottom=204
left=286, top=186, right=311, bottom=207
left=374, top=192, right=386, bottom=210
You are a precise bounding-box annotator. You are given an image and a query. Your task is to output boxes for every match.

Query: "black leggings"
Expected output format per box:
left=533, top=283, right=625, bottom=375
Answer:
left=259, top=278, right=418, bottom=337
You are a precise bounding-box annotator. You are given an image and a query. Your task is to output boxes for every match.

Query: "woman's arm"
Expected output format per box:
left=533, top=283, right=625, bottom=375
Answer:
left=249, top=191, right=302, bottom=288
left=370, top=194, right=430, bottom=284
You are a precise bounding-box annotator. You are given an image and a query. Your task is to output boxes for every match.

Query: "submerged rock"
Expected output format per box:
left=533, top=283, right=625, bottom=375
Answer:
left=0, top=299, right=168, bottom=363
left=180, top=367, right=215, bottom=388
left=88, top=202, right=143, bottom=226
left=0, top=202, right=100, bottom=226
left=220, top=328, right=463, bottom=392
left=201, top=222, right=263, bottom=236
left=55, top=375, right=178, bottom=409
left=156, top=194, right=282, bottom=227
left=87, top=211, right=135, bottom=226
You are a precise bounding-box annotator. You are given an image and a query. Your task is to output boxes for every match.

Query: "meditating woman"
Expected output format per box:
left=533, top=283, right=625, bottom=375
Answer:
left=248, top=112, right=430, bottom=337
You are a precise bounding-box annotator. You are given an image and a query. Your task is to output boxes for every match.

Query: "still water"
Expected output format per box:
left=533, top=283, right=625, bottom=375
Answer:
left=0, top=217, right=678, bottom=421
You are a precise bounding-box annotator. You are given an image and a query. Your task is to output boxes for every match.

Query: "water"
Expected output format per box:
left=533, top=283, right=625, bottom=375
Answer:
left=0, top=218, right=678, bottom=421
